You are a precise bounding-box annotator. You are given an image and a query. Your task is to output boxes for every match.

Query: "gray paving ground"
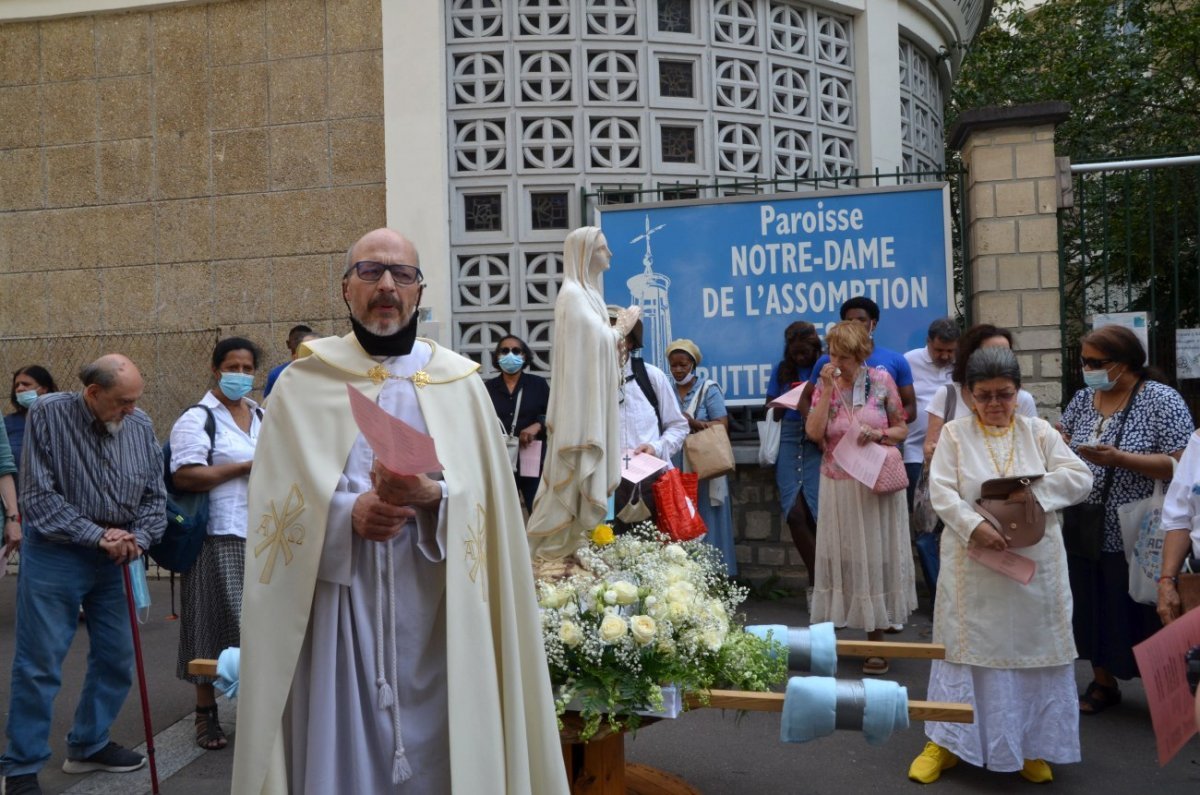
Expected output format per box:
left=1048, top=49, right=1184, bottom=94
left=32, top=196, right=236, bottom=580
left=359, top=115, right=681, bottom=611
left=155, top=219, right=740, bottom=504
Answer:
left=0, top=575, right=1198, bottom=793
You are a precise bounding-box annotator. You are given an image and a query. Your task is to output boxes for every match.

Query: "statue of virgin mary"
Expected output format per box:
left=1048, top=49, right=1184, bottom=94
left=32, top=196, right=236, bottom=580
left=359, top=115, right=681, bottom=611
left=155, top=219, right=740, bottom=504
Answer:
left=527, top=226, right=636, bottom=560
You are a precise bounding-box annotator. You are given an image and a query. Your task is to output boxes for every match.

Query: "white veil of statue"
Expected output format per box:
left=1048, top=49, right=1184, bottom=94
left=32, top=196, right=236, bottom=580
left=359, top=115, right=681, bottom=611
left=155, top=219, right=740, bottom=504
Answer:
left=526, top=226, right=627, bottom=560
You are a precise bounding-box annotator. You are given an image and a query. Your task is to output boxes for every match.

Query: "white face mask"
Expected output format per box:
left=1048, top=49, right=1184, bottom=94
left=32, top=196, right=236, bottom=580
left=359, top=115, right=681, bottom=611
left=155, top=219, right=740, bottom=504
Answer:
left=673, top=371, right=696, bottom=386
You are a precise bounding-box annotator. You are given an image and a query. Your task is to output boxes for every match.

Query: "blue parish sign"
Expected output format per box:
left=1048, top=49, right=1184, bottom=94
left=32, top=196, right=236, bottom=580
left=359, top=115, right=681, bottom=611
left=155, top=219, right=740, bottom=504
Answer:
left=597, top=184, right=953, bottom=406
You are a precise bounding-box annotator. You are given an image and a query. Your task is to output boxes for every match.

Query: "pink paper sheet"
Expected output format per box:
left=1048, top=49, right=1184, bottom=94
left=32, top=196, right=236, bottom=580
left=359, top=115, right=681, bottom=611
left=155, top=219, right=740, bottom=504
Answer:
left=967, top=546, right=1036, bottom=585
left=519, top=440, right=543, bottom=477
left=621, top=451, right=669, bottom=484
left=767, top=384, right=806, bottom=411
left=1133, top=603, right=1200, bottom=766
left=346, top=384, right=444, bottom=475
left=831, top=432, right=886, bottom=488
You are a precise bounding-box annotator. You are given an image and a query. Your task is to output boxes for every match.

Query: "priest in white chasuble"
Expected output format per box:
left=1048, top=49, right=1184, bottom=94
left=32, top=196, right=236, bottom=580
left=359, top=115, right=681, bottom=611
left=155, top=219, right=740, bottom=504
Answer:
left=231, top=229, right=568, bottom=795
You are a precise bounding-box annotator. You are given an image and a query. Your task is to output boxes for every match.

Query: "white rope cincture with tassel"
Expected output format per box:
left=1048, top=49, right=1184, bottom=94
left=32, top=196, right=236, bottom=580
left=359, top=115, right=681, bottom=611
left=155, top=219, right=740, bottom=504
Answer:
left=385, top=540, right=412, bottom=783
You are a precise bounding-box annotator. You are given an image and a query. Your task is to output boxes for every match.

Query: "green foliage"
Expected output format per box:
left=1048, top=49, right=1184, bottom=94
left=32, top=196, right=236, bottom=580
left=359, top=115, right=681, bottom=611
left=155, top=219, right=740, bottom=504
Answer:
left=951, top=0, right=1200, bottom=387
left=952, top=0, right=1200, bottom=160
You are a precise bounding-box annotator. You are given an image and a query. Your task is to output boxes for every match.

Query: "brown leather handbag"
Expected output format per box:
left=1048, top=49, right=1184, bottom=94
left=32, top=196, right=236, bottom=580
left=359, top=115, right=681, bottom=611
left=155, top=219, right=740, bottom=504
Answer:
left=975, top=475, right=1046, bottom=548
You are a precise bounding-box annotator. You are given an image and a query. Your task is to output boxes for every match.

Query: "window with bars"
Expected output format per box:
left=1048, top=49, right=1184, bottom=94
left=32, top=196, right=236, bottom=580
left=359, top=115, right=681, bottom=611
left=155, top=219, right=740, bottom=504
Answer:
left=445, top=0, right=858, bottom=374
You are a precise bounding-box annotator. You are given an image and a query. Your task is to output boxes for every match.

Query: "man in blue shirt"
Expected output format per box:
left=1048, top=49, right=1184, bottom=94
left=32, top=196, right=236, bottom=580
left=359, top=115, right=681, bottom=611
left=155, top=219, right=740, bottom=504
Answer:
left=800, top=296, right=917, bottom=421
left=263, top=324, right=316, bottom=398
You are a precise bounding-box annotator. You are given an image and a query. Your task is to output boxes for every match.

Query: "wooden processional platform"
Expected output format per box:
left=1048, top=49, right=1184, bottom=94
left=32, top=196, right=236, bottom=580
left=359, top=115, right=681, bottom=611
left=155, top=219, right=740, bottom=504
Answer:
left=190, top=640, right=971, bottom=795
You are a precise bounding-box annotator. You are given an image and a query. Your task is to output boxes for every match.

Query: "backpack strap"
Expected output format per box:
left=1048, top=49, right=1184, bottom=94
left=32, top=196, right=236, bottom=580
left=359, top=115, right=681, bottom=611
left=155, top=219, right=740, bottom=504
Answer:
left=164, top=404, right=217, bottom=490
left=630, top=357, right=663, bottom=433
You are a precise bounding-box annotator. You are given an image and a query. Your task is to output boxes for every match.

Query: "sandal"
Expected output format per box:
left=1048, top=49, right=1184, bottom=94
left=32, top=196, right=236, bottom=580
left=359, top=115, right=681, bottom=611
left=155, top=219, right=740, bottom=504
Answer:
left=863, top=656, right=890, bottom=675
left=195, top=704, right=228, bottom=750
left=1079, top=681, right=1121, bottom=715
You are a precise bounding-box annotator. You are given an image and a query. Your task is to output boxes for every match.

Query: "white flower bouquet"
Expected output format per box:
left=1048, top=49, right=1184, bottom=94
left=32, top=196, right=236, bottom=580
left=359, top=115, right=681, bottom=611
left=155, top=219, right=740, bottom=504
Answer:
left=537, top=522, right=787, bottom=741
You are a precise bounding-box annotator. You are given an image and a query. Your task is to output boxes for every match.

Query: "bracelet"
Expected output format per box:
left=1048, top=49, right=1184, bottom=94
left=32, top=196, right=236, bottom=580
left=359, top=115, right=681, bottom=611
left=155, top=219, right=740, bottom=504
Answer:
left=3, top=514, right=18, bottom=523
left=1159, top=575, right=1178, bottom=585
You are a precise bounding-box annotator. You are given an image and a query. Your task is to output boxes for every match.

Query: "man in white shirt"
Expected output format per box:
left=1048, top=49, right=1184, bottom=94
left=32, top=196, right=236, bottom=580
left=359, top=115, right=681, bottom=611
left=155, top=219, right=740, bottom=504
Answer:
left=903, top=318, right=959, bottom=509
left=607, top=309, right=688, bottom=528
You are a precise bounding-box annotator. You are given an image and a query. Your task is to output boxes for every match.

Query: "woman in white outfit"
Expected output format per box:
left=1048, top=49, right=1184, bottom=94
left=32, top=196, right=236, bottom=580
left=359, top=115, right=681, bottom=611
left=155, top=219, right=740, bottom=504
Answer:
left=909, top=347, right=1091, bottom=784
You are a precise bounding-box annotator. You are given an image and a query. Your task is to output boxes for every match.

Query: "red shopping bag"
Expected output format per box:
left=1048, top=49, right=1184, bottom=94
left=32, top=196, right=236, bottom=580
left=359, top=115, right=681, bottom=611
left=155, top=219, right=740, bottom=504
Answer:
left=652, top=469, right=707, bottom=541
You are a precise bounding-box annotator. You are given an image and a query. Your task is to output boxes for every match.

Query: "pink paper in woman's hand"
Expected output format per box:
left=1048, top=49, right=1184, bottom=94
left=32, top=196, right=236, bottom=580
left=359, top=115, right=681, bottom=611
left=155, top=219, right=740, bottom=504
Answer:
left=346, top=384, right=444, bottom=475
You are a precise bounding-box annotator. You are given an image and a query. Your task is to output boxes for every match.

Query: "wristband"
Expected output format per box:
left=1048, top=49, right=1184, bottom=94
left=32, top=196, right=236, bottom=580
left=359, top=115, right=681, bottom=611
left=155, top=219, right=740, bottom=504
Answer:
left=4, top=514, right=18, bottom=523
left=1159, top=575, right=1178, bottom=585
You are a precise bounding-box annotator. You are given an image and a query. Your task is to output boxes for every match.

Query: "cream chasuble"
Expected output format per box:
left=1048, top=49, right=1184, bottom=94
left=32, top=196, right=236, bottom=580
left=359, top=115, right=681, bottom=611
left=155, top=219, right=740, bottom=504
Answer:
left=232, top=334, right=568, bottom=795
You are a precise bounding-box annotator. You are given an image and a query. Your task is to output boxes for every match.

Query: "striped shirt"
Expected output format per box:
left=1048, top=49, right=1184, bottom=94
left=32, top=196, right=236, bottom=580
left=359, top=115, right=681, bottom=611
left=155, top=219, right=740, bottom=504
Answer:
left=19, top=392, right=166, bottom=549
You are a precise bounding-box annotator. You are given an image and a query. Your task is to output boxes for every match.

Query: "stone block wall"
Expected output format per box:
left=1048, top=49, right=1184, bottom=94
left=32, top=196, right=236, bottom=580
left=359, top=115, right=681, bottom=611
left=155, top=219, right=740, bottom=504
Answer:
left=730, top=465, right=808, bottom=592
left=952, top=103, right=1069, bottom=418
left=0, top=0, right=386, bottom=378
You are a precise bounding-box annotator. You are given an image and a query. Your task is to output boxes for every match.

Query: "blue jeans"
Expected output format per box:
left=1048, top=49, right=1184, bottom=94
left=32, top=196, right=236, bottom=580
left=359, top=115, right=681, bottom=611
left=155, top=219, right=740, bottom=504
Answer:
left=777, top=420, right=820, bottom=519
left=1, top=534, right=134, bottom=776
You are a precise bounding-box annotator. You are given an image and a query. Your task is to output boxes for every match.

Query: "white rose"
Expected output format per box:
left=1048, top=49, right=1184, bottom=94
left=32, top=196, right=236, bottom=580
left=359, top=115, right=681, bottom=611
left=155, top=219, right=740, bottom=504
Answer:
left=702, top=627, right=726, bottom=651
left=665, top=565, right=689, bottom=584
left=538, top=585, right=565, bottom=609
left=667, top=581, right=696, bottom=605
left=665, top=544, right=687, bottom=563
left=668, top=601, right=689, bottom=622
left=559, top=620, right=583, bottom=648
left=611, top=580, right=639, bottom=605
left=630, top=615, right=657, bottom=645
left=603, top=589, right=618, bottom=605
left=599, top=614, right=628, bottom=643
left=647, top=599, right=669, bottom=621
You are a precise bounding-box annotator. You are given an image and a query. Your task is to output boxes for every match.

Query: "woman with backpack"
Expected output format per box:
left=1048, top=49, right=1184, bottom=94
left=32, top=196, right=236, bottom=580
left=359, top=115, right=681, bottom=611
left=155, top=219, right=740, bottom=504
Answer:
left=168, top=337, right=262, bottom=751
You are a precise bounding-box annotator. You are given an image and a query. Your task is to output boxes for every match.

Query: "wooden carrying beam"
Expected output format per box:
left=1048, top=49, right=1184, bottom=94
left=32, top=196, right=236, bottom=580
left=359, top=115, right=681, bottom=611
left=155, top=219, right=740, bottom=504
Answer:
left=189, top=658, right=972, bottom=722
left=834, top=640, right=946, bottom=660
left=189, top=659, right=218, bottom=678
left=689, top=689, right=974, bottom=724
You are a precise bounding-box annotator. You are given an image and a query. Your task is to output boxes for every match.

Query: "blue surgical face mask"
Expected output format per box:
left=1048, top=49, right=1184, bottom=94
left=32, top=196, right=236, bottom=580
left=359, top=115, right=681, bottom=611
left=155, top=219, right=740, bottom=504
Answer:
left=498, top=353, right=525, bottom=374
left=218, top=372, right=254, bottom=401
left=128, top=557, right=151, bottom=621
left=1082, top=366, right=1119, bottom=391
left=15, top=390, right=37, bottom=409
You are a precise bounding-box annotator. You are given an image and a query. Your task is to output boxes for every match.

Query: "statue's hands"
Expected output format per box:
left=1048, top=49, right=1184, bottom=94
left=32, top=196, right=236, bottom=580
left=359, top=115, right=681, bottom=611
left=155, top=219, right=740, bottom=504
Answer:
left=614, top=305, right=641, bottom=338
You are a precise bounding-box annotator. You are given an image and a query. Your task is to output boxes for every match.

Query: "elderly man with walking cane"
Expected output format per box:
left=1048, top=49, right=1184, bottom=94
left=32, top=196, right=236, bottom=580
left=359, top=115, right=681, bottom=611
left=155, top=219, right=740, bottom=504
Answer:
left=0, top=354, right=166, bottom=795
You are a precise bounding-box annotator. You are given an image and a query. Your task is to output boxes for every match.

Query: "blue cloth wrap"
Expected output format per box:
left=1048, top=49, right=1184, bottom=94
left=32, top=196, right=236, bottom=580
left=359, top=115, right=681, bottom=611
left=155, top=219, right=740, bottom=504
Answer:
left=780, top=676, right=909, bottom=745
left=781, top=676, right=837, bottom=743
left=215, top=647, right=241, bottom=700
left=746, top=623, right=837, bottom=676
left=862, top=678, right=909, bottom=746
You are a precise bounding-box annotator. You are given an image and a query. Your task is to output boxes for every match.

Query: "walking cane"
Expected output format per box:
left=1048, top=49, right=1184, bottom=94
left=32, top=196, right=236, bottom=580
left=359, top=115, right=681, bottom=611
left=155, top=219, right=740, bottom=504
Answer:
left=122, top=561, right=161, bottom=794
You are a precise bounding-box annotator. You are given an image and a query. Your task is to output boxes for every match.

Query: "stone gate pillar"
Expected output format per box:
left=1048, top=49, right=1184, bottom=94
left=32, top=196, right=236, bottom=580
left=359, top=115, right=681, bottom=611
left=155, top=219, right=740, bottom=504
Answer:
left=949, top=101, right=1070, bottom=417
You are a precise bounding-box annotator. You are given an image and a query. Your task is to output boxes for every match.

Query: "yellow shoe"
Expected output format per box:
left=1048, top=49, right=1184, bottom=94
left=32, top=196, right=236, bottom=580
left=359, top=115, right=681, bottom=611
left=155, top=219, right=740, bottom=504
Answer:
left=1020, top=759, right=1053, bottom=783
left=908, top=742, right=958, bottom=784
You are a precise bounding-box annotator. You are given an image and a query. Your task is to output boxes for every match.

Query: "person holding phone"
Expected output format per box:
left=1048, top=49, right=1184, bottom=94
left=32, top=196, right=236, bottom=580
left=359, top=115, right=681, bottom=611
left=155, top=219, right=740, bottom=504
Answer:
left=1059, top=325, right=1192, bottom=716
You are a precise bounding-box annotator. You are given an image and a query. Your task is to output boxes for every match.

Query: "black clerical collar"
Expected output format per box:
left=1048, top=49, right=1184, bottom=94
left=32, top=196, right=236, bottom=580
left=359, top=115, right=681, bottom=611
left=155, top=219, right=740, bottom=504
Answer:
left=349, top=311, right=419, bottom=357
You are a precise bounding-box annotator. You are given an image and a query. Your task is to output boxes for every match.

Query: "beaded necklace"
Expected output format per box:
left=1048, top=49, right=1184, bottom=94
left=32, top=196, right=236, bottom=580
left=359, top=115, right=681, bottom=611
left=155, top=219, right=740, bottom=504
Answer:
left=976, top=414, right=1016, bottom=476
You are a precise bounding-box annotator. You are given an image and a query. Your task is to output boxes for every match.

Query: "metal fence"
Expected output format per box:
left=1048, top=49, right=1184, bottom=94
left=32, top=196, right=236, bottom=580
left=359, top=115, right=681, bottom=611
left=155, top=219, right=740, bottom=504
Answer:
left=0, top=328, right=222, bottom=441
left=581, top=168, right=969, bottom=440
left=1057, top=154, right=1200, bottom=417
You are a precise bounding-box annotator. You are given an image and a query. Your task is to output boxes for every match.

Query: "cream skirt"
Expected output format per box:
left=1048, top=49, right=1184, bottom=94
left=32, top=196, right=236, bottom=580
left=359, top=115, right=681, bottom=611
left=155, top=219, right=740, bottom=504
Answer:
left=809, top=475, right=917, bottom=631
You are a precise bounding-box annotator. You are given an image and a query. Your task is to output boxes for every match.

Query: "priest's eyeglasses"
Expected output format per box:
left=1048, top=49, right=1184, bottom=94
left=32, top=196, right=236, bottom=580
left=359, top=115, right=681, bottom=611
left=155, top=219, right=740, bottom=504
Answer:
left=346, top=261, right=424, bottom=285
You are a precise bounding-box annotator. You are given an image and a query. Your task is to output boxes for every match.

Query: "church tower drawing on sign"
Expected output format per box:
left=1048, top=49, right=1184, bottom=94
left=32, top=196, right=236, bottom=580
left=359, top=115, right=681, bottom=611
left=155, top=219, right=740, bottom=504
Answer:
left=627, top=214, right=673, bottom=369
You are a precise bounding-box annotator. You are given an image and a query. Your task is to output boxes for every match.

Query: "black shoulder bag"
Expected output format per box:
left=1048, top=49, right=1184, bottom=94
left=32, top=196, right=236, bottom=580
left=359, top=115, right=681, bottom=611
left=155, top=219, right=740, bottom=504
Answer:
left=1062, top=380, right=1143, bottom=562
